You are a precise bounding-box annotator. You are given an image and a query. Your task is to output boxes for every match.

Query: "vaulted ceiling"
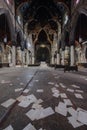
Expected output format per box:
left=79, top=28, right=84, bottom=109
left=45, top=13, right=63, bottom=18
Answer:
left=15, top=0, right=71, bottom=42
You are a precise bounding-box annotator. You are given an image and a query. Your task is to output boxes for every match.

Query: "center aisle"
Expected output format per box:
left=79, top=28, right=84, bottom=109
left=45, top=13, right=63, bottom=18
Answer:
left=1, top=66, right=87, bottom=130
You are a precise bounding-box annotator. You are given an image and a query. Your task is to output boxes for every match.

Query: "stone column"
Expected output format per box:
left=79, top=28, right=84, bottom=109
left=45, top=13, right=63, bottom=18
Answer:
left=65, top=46, right=70, bottom=65
left=70, top=45, right=75, bottom=66
left=57, top=53, right=60, bottom=65
left=26, top=50, right=29, bottom=65
left=21, top=51, right=25, bottom=66
left=51, top=54, right=54, bottom=64
left=62, top=50, right=65, bottom=65
left=16, top=47, right=22, bottom=65
left=12, top=46, right=16, bottom=66
left=32, top=56, right=34, bottom=64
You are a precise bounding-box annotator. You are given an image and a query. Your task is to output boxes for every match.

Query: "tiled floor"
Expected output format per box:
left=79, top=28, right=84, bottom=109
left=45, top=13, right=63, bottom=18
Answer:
left=0, top=66, right=87, bottom=130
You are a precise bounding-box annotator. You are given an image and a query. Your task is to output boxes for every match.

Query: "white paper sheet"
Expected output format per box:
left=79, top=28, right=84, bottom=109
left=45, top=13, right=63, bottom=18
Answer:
left=77, top=110, right=87, bottom=125
left=60, top=93, right=67, bottom=98
left=48, top=82, right=54, bottom=85
left=52, top=89, right=59, bottom=94
left=32, top=104, right=42, bottom=109
left=34, top=80, right=39, bottom=82
left=9, top=84, right=13, bottom=86
left=1, top=80, right=11, bottom=84
left=23, top=123, right=36, bottom=130
left=37, top=89, right=44, bottom=93
left=15, top=88, right=23, bottom=92
left=67, top=107, right=77, bottom=119
left=67, top=88, right=74, bottom=93
left=75, top=93, right=83, bottom=99
left=68, top=116, right=83, bottom=128
left=64, top=99, right=73, bottom=106
left=37, top=107, right=54, bottom=120
left=23, top=89, right=29, bottom=93
left=18, top=100, right=31, bottom=108
left=55, top=102, right=67, bottom=116
left=3, top=125, right=13, bottom=130
left=34, top=99, right=43, bottom=104
left=26, top=108, right=43, bottom=121
left=20, top=83, right=24, bottom=85
left=75, top=90, right=83, bottom=93
left=55, top=84, right=59, bottom=87
left=59, top=83, right=66, bottom=88
left=71, top=85, right=80, bottom=89
left=53, top=93, right=60, bottom=98
left=1, top=99, right=15, bottom=108
left=17, top=95, right=27, bottom=102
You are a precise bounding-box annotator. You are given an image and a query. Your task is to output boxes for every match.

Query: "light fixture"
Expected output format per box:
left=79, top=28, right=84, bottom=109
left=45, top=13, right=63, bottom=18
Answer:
left=40, top=44, right=46, bottom=48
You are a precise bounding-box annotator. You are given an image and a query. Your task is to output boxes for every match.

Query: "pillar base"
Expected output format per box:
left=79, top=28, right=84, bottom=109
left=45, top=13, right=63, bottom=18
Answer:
left=0, top=63, right=9, bottom=68
left=64, top=65, right=78, bottom=72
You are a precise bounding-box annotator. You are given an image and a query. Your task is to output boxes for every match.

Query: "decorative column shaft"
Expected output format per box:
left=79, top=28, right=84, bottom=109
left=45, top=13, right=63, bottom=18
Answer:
left=57, top=53, right=60, bottom=65
left=12, top=46, right=16, bottom=66
left=70, top=45, right=75, bottom=66
left=16, top=47, right=22, bottom=65
left=62, top=50, right=65, bottom=65
left=26, top=50, right=29, bottom=65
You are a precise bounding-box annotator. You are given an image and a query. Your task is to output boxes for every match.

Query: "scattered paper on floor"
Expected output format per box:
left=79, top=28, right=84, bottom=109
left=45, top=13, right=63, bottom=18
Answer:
left=67, top=107, right=77, bottom=119
left=55, top=102, right=67, bottom=116
left=59, top=83, right=66, bottom=88
left=3, top=125, right=13, bottom=130
left=63, top=99, right=73, bottom=106
left=23, top=123, right=36, bottom=130
left=77, top=109, right=87, bottom=125
left=37, top=89, right=44, bottom=93
left=23, top=89, right=29, bottom=93
left=48, top=82, right=54, bottom=85
left=71, top=85, right=80, bottom=89
left=20, top=83, right=24, bottom=86
left=1, top=99, right=15, bottom=108
left=60, top=93, right=67, bottom=98
left=67, top=88, right=74, bottom=93
left=15, top=88, right=23, bottom=92
left=75, top=93, right=83, bottom=99
left=75, top=90, right=83, bottom=93
left=18, top=100, right=31, bottom=108
left=68, top=116, right=83, bottom=128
